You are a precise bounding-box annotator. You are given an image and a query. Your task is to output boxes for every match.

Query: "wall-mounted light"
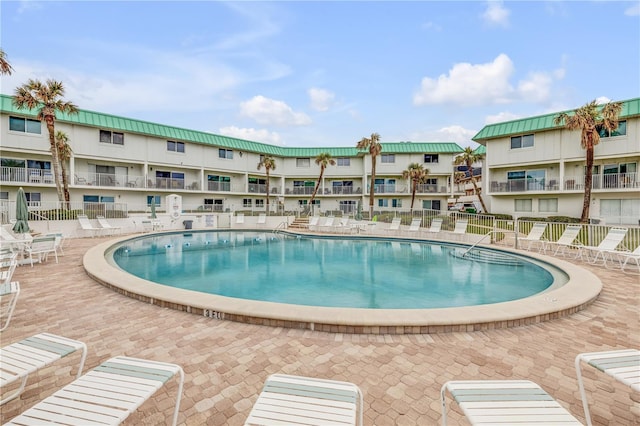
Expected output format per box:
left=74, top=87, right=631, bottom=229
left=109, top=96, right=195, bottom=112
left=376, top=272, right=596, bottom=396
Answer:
left=239, top=152, right=244, bottom=157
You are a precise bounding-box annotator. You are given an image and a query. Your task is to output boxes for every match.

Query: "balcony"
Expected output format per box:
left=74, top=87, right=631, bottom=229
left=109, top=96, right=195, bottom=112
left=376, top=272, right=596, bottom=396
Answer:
left=490, top=172, right=638, bottom=193
left=415, top=184, right=448, bottom=194
left=371, top=184, right=407, bottom=194
left=1, top=167, right=55, bottom=185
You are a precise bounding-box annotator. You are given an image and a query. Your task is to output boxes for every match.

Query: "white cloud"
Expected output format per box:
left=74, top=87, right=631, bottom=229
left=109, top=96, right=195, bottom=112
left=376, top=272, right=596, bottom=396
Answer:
left=625, top=3, right=640, bottom=16
left=595, top=96, right=612, bottom=105
left=218, top=126, right=283, bottom=145
left=485, top=111, right=522, bottom=124
left=413, top=54, right=564, bottom=107
left=413, top=54, right=515, bottom=106
left=308, top=88, right=335, bottom=112
left=408, top=125, right=478, bottom=147
left=481, top=1, right=510, bottom=27
left=240, top=95, right=312, bottom=126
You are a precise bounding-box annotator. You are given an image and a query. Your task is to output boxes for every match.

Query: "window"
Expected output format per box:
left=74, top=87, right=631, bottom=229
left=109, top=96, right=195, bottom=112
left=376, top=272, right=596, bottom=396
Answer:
left=296, top=158, right=310, bottom=167
left=83, top=195, right=114, bottom=203
left=219, top=149, right=233, bottom=159
left=25, top=192, right=41, bottom=205
left=9, top=116, right=41, bottom=134
left=510, top=134, right=534, bottom=149
left=99, top=130, right=124, bottom=145
left=601, top=198, right=640, bottom=225
left=146, top=195, right=161, bottom=206
left=538, top=198, right=558, bottom=213
left=599, top=120, right=627, bottom=138
left=255, top=199, right=264, bottom=207
left=167, top=141, right=185, bottom=153
left=381, top=154, right=395, bottom=163
left=337, top=157, right=350, bottom=166
left=338, top=200, right=356, bottom=213
left=514, top=199, right=532, bottom=212
left=207, top=175, right=231, bottom=191
left=203, top=199, right=223, bottom=211
left=0, top=192, right=8, bottom=200
left=243, top=198, right=252, bottom=207
left=424, top=154, right=439, bottom=163
left=377, top=198, right=402, bottom=208
left=332, top=181, right=353, bottom=194
left=298, top=200, right=320, bottom=206
left=422, top=200, right=441, bottom=210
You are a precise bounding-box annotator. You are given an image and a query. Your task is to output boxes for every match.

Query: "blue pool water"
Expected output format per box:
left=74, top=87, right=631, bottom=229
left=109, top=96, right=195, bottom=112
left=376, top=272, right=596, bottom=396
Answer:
left=111, top=231, right=560, bottom=309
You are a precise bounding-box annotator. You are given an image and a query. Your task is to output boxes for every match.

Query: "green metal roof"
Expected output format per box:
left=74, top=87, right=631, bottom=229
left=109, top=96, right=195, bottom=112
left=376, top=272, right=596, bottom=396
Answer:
left=473, top=97, right=640, bottom=141
left=473, top=145, right=486, bottom=155
left=379, top=142, right=463, bottom=153
left=0, top=93, right=462, bottom=156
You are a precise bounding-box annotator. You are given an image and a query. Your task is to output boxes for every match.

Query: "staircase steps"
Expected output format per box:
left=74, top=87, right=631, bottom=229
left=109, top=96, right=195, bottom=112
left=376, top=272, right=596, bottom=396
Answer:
left=288, top=217, right=310, bottom=230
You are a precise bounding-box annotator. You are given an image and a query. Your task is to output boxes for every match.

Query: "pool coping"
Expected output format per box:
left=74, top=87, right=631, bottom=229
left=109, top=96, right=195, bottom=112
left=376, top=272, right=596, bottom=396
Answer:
left=83, top=231, right=603, bottom=334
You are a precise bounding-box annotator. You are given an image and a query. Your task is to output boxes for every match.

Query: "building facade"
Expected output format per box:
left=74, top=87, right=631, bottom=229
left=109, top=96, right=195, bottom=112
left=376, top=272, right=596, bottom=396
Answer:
left=473, top=98, right=640, bottom=225
left=0, top=94, right=465, bottom=217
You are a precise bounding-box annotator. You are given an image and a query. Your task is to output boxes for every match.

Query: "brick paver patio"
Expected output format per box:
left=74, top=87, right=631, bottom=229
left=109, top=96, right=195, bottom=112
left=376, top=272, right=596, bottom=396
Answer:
left=1, top=236, right=638, bottom=425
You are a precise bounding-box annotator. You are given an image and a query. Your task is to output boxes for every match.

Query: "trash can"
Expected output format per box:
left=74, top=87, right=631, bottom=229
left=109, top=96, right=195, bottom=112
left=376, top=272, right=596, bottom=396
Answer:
left=183, top=220, right=193, bottom=230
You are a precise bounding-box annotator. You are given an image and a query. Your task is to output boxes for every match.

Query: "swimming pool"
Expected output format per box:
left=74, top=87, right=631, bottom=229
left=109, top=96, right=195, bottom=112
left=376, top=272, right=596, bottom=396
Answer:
left=87, top=230, right=602, bottom=334
left=111, top=231, right=560, bottom=309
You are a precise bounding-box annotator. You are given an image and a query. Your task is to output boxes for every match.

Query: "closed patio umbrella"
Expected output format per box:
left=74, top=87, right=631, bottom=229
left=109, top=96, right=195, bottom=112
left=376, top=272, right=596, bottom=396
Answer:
left=12, top=187, right=30, bottom=234
left=150, top=197, right=157, bottom=219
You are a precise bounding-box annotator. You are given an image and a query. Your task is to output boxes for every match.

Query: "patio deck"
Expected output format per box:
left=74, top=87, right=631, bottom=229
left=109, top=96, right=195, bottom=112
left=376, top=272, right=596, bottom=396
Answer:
left=1, top=236, right=638, bottom=425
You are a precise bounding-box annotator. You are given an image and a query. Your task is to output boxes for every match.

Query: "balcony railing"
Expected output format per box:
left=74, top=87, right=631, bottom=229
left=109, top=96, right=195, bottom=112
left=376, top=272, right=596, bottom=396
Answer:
left=370, top=184, right=407, bottom=194
left=415, top=184, right=448, bottom=194
left=490, top=172, right=639, bottom=193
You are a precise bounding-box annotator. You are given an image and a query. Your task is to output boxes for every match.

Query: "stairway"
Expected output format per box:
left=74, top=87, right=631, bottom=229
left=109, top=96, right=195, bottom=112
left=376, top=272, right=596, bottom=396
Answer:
left=288, top=217, right=310, bottom=231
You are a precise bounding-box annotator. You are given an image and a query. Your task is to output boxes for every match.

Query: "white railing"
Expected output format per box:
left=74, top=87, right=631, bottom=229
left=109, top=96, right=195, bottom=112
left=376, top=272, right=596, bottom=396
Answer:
left=0, top=200, right=129, bottom=222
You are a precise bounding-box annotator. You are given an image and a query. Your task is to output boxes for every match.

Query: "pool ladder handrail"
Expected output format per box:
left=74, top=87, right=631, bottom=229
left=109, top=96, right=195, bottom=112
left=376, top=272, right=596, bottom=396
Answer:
left=273, top=221, right=288, bottom=234
left=460, top=230, right=518, bottom=258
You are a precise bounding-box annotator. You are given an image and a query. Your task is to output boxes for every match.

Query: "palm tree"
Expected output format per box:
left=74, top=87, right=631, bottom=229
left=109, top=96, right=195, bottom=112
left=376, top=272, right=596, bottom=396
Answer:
left=257, top=155, right=276, bottom=214
left=554, top=100, right=622, bottom=223
left=0, top=49, right=13, bottom=75
left=356, top=132, right=381, bottom=217
left=310, top=152, right=335, bottom=211
left=454, top=147, right=489, bottom=214
left=55, top=131, right=73, bottom=205
left=402, top=163, right=429, bottom=212
left=13, top=79, right=78, bottom=204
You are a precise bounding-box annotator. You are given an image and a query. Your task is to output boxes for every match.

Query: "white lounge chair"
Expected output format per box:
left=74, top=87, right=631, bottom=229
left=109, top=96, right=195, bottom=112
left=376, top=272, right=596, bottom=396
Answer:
left=618, top=245, right=640, bottom=273
left=543, top=224, right=582, bottom=257
left=440, top=380, right=582, bottom=425
left=519, top=222, right=548, bottom=251
left=0, top=280, right=20, bottom=332
left=257, top=213, right=267, bottom=226
left=425, top=218, right=443, bottom=236
left=97, top=215, right=121, bottom=236
left=236, top=213, right=245, bottom=226
left=0, top=250, right=18, bottom=285
left=24, top=235, right=58, bottom=266
left=308, top=215, right=320, bottom=231
left=5, top=356, right=184, bottom=426
left=319, top=216, right=335, bottom=232
left=0, top=226, right=32, bottom=258
left=452, top=218, right=468, bottom=235
left=78, top=214, right=102, bottom=237
left=577, top=227, right=628, bottom=266
left=246, top=373, right=363, bottom=426
left=405, top=217, right=422, bottom=236
left=575, top=349, right=640, bottom=426
left=0, top=333, right=87, bottom=405
left=335, top=217, right=355, bottom=234
left=386, top=217, right=402, bottom=235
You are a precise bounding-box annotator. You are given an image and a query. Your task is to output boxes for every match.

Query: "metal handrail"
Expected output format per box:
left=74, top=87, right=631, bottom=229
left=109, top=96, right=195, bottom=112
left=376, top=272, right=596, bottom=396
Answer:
left=461, top=230, right=518, bottom=257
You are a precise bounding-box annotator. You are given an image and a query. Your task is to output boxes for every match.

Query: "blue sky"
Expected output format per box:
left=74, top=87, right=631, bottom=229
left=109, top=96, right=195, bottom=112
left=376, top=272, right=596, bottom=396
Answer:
left=1, top=1, right=639, bottom=148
